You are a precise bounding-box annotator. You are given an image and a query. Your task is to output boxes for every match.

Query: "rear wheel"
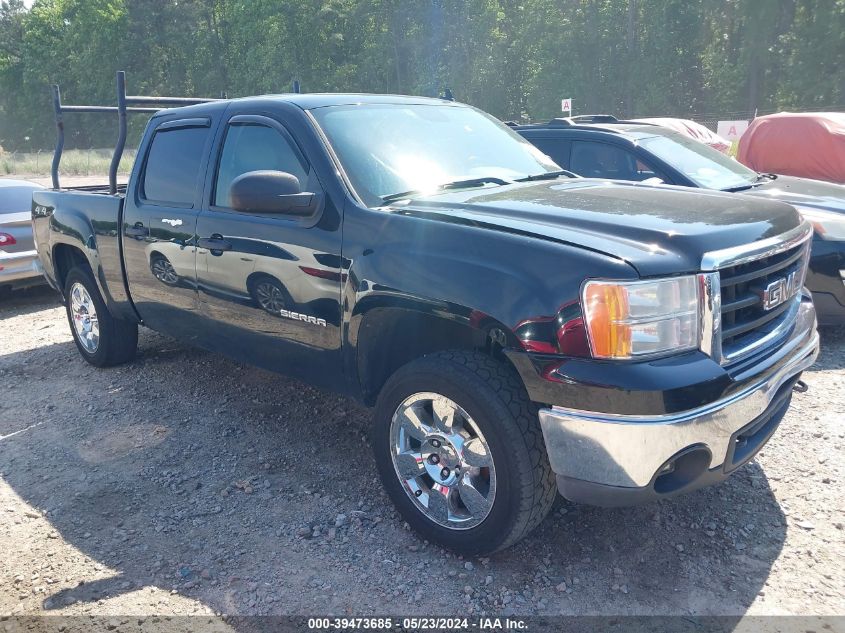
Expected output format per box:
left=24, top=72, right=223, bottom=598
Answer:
left=373, top=350, right=556, bottom=554
left=64, top=266, right=138, bottom=367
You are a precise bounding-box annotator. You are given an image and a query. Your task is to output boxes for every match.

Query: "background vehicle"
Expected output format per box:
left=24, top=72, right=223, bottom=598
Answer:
left=515, top=117, right=845, bottom=324
left=33, top=73, right=818, bottom=554
left=631, top=117, right=731, bottom=153
left=738, top=112, right=845, bottom=184
left=0, top=178, right=46, bottom=297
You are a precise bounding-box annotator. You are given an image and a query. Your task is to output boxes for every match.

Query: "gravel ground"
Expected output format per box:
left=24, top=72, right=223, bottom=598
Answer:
left=1, top=284, right=843, bottom=622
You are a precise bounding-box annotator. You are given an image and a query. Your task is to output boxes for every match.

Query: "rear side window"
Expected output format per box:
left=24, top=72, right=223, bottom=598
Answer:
left=214, top=123, right=309, bottom=208
left=0, top=186, right=39, bottom=214
left=143, top=126, right=210, bottom=205
left=529, top=138, right=571, bottom=168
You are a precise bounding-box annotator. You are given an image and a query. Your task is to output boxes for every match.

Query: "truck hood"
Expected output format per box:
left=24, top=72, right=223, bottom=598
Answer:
left=741, top=175, right=845, bottom=214
left=398, top=179, right=801, bottom=277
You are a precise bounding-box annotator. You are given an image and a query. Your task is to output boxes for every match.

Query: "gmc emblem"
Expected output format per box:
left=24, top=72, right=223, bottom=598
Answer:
left=760, top=271, right=798, bottom=311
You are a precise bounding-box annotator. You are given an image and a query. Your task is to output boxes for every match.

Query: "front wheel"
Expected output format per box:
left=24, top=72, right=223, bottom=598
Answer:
left=373, top=350, right=556, bottom=554
left=64, top=266, right=138, bottom=367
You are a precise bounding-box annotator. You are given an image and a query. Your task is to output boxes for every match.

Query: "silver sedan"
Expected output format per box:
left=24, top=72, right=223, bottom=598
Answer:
left=1, top=178, right=45, bottom=295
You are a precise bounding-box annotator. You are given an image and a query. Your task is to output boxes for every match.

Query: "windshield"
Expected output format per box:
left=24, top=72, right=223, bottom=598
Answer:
left=310, top=103, right=559, bottom=206
left=638, top=131, right=758, bottom=191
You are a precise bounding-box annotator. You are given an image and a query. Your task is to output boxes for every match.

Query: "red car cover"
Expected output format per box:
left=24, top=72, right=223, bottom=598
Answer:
left=738, top=112, right=845, bottom=184
left=631, top=118, right=731, bottom=153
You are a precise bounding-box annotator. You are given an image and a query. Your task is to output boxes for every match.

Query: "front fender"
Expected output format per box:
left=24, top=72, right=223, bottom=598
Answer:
left=341, top=204, right=637, bottom=397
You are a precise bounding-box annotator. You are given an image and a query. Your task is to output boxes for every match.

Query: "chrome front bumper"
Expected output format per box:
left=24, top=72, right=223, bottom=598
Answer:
left=0, top=249, right=43, bottom=285
left=538, top=301, right=819, bottom=494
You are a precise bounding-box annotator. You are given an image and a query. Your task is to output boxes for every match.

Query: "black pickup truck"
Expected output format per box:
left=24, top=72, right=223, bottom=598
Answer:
left=33, top=74, right=819, bottom=554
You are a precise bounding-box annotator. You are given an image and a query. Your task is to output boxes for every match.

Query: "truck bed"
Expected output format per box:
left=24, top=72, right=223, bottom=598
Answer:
left=32, top=187, right=130, bottom=312
left=56, top=183, right=128, bottom=195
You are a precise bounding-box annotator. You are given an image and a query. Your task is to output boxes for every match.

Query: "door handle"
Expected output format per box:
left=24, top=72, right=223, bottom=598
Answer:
left=124, top=222, right=147, bottom=238
left=197, top=235, right=232, bottom=252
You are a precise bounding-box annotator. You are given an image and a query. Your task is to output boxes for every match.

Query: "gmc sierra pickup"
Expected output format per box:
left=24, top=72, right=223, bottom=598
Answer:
left=33, top=77, right=819, bottom=554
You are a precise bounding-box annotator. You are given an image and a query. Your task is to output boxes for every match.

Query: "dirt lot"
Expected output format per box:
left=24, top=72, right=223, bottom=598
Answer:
left=1, top=284, right=844, bottom=622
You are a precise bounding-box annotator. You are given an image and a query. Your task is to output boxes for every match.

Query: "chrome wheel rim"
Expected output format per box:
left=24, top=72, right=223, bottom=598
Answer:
left=70, top=282, right=99, bottom=354
left=151, top=257, right=178, bottom=285
left=256, top=281, right=285, bottom=313
left=390, top=392, right=496, bottom=529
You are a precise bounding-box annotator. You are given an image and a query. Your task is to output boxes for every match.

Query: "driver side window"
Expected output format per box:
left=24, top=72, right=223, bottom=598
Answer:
left=214, top=122, right=309, bottom=208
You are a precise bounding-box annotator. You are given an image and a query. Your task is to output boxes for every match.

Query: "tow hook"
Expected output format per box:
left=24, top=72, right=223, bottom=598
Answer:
left=793, top=380, right=808, bottom=393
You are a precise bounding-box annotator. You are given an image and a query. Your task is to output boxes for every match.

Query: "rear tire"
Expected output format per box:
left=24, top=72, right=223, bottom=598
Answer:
left=64, top=266, right=138, bottom=367
left=373, top=350, right=556, bottom=555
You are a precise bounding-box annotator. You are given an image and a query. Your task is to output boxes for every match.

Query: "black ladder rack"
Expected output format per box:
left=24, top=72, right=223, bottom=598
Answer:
left=51, top=71, right=223, bottom=194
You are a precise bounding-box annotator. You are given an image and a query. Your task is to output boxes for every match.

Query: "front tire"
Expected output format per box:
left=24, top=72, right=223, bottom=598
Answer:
left=64, top=266, right=138, bottom=367
left=373, top=350, right=556, bottom=555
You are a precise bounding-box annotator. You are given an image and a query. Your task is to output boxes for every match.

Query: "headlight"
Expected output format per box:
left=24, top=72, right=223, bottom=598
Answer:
left=796, top=207, right=845, bottom=240
left=582, top=276, right=701, bottom=359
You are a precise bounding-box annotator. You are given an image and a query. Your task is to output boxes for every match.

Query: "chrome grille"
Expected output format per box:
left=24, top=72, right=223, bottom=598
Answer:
left=700, top=222, right=814, bottom=365
left=717, top=240, right=810, bottom=363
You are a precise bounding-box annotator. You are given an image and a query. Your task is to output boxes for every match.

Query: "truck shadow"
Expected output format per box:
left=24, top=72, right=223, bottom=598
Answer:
left=0, top=285, right=61, bottom=317
left=817, top=324, right=845, bottom=370
left=0, top=330, right=791, bottom=618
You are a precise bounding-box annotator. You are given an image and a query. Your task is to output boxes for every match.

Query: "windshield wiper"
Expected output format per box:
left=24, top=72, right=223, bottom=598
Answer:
left=380, top=176, right=511, bottom=204
left=515, top=169, right=578, bottom=182
left=723, top=173, right=778, bottom=193
left=722, top=183, right=755, bottom=192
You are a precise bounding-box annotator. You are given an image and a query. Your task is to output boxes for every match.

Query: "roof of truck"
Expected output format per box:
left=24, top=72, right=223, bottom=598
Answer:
left=177, top=93, right=459, bottom=112
left=260, top=93, right=458, bottom=109
left=144, top=93, right=463, bottom=121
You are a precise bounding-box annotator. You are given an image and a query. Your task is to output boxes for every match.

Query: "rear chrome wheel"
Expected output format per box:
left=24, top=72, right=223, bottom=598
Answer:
left=64, top=266, right=138, bottom=367
left=390, top=392, right=496, bottom=529
left=69, top=282, right=99, bottom=353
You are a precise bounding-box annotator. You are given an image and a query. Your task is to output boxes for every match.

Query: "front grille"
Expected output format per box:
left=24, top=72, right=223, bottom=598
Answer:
left=718, top=241, right=809, bottom=361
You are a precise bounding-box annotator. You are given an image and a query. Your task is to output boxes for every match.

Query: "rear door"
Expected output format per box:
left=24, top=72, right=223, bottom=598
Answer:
left=193, top=110, right=344, bottom=387
left=122, top=116, right=216, bottom=339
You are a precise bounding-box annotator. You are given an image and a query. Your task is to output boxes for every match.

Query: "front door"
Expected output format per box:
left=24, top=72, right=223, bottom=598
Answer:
left=122, top=117, right=215, bottom=341
left=194, top=113, right=344, bottom=387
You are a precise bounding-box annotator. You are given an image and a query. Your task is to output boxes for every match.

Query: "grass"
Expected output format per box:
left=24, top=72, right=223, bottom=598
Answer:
left=0, top=148, right=136, bottom=177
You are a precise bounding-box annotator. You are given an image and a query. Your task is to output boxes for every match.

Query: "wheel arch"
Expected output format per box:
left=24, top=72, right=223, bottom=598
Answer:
left=352, top=297, right=523, bottom=406
left=52, top=243, right=92, bottom=297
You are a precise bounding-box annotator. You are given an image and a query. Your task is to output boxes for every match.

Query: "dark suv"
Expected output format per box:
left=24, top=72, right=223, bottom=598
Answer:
left=515, top=116, right=845, bottom=324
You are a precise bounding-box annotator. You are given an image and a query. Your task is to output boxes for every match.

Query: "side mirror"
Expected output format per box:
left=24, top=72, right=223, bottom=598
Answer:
left=229, top=170, right=320, bottom=216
